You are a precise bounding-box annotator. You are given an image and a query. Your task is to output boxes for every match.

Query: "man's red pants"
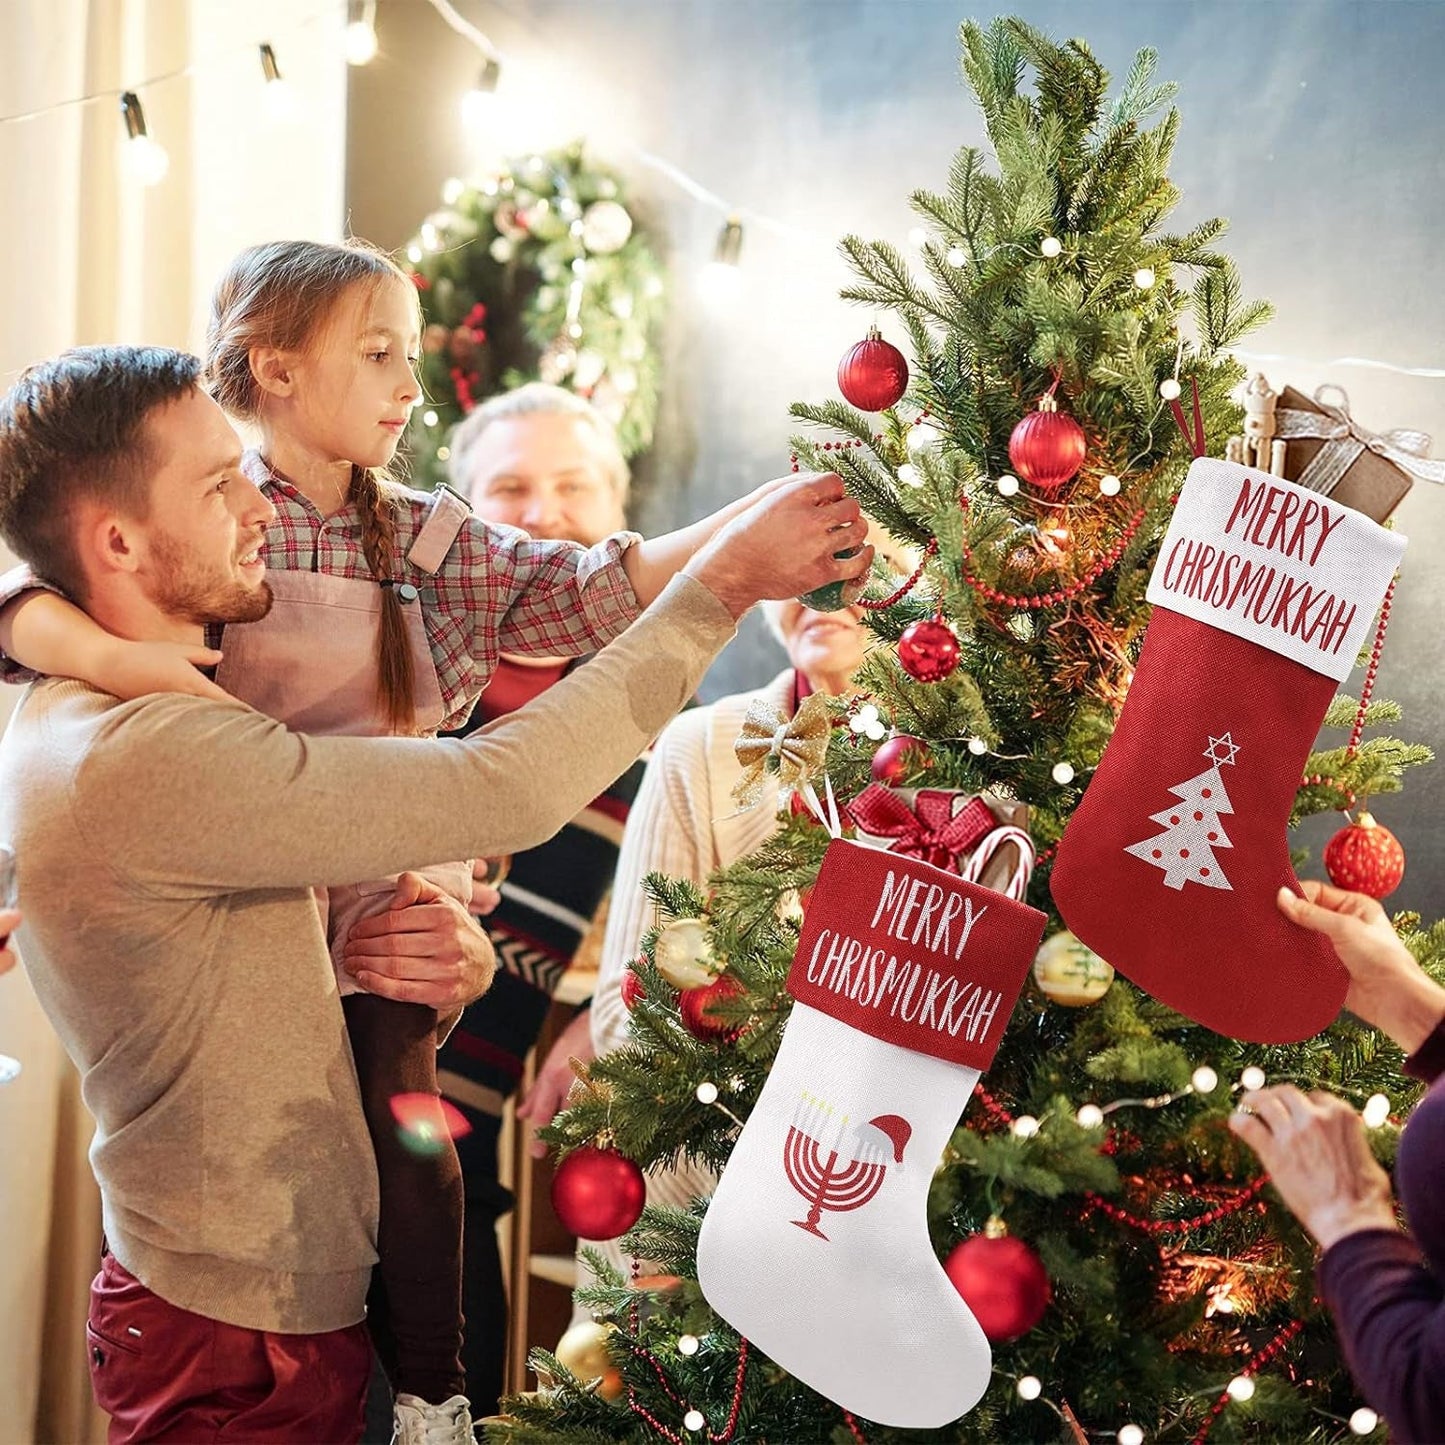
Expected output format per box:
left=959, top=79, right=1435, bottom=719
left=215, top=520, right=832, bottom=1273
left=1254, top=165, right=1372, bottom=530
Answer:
left=87, top=1253, right=371, bottom=1444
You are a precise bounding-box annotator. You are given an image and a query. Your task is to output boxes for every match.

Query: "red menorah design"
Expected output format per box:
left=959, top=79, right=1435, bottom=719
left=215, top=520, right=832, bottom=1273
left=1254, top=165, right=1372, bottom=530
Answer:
left=783, top=1096, right=911, bottom=1241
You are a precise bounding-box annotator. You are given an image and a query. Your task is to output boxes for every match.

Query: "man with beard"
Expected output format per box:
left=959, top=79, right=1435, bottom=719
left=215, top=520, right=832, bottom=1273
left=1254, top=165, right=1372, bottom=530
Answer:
left=0, top=347, right=868, bottom=1440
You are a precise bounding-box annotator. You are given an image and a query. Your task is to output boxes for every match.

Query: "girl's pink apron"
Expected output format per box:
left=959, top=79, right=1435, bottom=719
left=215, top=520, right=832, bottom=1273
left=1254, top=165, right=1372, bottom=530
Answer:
left=216, top=569, right=472, bottom=994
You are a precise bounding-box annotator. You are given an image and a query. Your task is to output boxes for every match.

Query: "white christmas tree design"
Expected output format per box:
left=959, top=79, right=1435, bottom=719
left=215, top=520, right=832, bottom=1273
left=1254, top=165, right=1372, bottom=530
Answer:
left=1124, top=733, right=1239, bottom=891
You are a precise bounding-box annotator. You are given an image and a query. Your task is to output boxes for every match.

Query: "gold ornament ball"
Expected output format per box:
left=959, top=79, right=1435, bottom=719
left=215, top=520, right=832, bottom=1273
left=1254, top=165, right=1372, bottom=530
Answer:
left=654, top=918, right=717, bottom=990
left=1033, top=931, right=1115, bottom=1006
left=554, top=1320, right=624, bottom=1401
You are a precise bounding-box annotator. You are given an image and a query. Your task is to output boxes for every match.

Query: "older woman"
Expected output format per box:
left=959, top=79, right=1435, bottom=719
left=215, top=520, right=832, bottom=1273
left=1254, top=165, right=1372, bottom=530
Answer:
left=1231, top=881, right=1445, bottom=1443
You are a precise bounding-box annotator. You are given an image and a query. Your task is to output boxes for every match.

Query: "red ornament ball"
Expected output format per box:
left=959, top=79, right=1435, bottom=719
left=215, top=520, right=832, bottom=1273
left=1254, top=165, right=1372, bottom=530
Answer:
left=838, top=327, right=909, bottom=412
left=870, top=733, right=932, bottom=783
left=1324, top=811, right=1406, bottom=899
left=943, top=1227, right=1051, bottom=1342
left=551, top=1146, right=647, bottom=1240
left=620, top=963, right=647, bottom=1012
left=898, top=619, right=960, bottom=683
left=679, top=972, right=747, bottom=1042
left=1008, top=395, right=1086, bottom=492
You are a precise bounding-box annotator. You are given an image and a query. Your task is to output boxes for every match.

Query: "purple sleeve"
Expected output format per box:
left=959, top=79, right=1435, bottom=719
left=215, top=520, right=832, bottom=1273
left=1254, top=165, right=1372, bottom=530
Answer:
left=0, top=562, right=60, bottom=684
left=1317, top=1229, right=1445, bottom=1440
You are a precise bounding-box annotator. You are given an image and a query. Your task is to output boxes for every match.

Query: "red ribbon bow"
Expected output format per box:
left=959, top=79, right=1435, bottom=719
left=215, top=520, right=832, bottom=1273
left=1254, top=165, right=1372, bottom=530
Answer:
left=845, top=786, right=996, bottom=873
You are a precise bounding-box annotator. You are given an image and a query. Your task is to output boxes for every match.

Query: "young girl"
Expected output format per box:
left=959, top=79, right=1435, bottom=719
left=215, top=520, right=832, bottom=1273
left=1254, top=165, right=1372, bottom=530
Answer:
left=0, top=239, right=815, bottom=1444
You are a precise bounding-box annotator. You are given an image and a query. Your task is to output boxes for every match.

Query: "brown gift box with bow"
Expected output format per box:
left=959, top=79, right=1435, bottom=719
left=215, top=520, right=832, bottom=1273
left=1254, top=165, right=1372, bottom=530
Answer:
left=1276, top=385, right=1415, bottom=524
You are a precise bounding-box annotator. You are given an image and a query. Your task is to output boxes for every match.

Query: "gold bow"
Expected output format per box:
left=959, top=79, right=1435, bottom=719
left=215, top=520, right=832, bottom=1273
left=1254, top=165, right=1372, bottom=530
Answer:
left=731, top=693, right=833, bottom=808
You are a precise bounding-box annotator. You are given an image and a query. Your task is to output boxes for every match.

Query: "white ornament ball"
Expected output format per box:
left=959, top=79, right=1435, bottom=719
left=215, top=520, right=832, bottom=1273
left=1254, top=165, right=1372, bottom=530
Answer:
left=1226, top=1375, right=1256, bottom=1402
left=897, top=463, right=922, bottom=488
left=1363, top=1093, right=1391, bottom=1128
left=1077, top=1104, right=1105, bottom=1129
left=1133, top=266, right=1156, bottom=289
left=695, top=1081, right=719, bottom=1106
left=1240, top=1066, right=1267, bottom=1092
left=1011, top=1114, right=1040, bottom=1139
left=1033, top=931, right=1116, bottom=1007
left=684, top=1409, right=705, bottom=1432
left=908, top=422, right=942, bottom=453
left=406, top=244, right=423, bottom=264
left=442, top=177, right=464, bottom=204
left=907, top=226, right=928, bottom=249
left=1117, top=1427, right=1145, bottom=1445
left=654, top=919, right=716, bottom=990
left=1191, top=1066, right=1219, bottom=1094
left=1016, top=1375, right=1043, bottom=1401
left=581, top=200, right=634, bottom=254
left=1040, top=236, right=1063, bottom=258
left=967, top=736, right=989, bottom=756
left=1350, top=1407, right=1380, bottom=1435
left=488, top=236, right=515, bottom=264
left=996, top=474, right=1021, bottom=498
left=1052, top=761, right=1076, bottom=785
left=1099, top=474, right=1122, bottom=496
left=677, top=1333, right=701, bottom=1357
left=947, top=245, right=967, bottom=267
left=1159, top=378, right=1182, bottom=401
left=422, top=409, right=439, bottom=428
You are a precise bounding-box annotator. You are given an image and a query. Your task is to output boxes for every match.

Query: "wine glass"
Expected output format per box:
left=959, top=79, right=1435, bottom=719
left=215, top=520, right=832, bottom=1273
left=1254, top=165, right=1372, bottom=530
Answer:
left=0, top=846, right=19, bottom=1083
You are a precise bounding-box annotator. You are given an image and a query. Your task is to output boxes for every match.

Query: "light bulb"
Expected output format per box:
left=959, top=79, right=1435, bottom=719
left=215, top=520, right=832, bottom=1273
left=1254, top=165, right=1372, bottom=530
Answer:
left=1099, top=474, right=1121, bottom=496
left=908, top=422, right=942, bottom=453
left=422, top=409, right=439, bottom=428
left=1052, top=761, right=1076, bottom=786
left=344, top=20, right=378, bottom=65
left=1011, top=1115, right=1040, bottom=1139
left=1191, top=1066, right=1219, bottom=1094
left=262, top=79, right=297, bottom=121
left=947, top=245, right=967, bottom=267
left=996, top=474, right=1020, bottom=498
left=1350, top=1407, right=1380, bottom=1435
left=683, top=1410, right=705, bottom=1431
left=118, top=92, right=169, bottom=186
left=1016, top=1375, right=1043, bottom=1401
left=677, top=1334, right=700, bottom=1357
left=442, top=177, right=464, bottom=204
left=1133, top=266, right=1156, bottom=289
left=1040, top=236, right=1063, bottom=258
left=695, top=1081, right=719, bottom=1105
left=436, top=445, right=451, bottom=462
left=406, top=244, right=423, bottom=264
left=1077, top=1104, right=1104, bottom=1129
left=967, top=737, right=989, bottom=756
left=907, top=226, right=927, bottom=249
left=1226, top=1375, right=1255, bottom=1402
left=1159, top=378, right=1182, bottom=401
left=1240, top=1066, right=1266, bottom=1091
left=461, top=56, right=502, bottom=134
left=1363, top=1093, right=1391, bottom=1128
left=1117, top=1426, right=1144, bottom=1445
left=897, top=463, right=922, bottom=487
left=698, top=261, right=742, bottom=309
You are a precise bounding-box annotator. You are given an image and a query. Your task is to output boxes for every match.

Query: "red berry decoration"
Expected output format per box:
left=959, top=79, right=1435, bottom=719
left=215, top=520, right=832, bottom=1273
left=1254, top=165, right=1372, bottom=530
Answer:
left=1324, top=811, right=1406, bottom=899
left=679, top=972, right=747, bottom=1042
left=943, top=1218, right=1051, bottom=1342
left=551, top=1145, right=647, bottom=1240
left=837, top=326, right=909, bottom=412
left=897, top=618, right=960, bottom=683
left=1008, top=392, right=1086, bottom=492
left=870, top=733, right=932, bottom=783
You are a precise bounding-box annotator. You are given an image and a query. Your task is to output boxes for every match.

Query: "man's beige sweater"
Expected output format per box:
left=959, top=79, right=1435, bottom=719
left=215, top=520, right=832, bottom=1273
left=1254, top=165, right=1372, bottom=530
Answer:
left=0, top=575, right=734, bottom=1335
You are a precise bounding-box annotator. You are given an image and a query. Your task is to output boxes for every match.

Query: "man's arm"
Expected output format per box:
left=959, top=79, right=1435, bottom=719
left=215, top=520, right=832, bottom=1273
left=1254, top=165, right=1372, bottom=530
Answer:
left=76, top=475, right=869, bottom=896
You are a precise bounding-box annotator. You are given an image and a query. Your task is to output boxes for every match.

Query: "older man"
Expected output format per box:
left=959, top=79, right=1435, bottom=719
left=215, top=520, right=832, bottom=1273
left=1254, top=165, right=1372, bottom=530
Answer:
left=434, top=383, right=650, bottom=1417
left=0, top=346, right=867, bottom=1443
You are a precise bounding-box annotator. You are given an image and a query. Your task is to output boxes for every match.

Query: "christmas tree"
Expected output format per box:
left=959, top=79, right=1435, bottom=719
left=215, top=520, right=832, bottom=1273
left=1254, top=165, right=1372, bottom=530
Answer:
left=487, top=19, right=1441, bottom=1444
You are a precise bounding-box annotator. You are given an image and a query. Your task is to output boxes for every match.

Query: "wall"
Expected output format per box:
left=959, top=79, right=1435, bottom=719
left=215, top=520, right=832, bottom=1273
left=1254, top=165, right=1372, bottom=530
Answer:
left=347, top=0, right=1445, bottom=918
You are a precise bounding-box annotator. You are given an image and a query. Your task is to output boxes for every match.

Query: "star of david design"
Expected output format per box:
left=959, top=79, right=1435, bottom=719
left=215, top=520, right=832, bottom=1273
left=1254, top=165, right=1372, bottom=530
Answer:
left=1204, top=732, right=1240, bottom=767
